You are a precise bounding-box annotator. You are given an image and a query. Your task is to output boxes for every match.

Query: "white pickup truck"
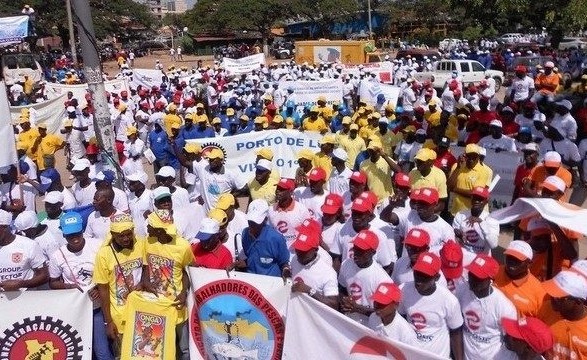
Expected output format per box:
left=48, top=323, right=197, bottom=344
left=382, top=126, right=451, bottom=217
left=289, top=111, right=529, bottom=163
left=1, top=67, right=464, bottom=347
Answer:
left=413, top=59, right=505, bottom=92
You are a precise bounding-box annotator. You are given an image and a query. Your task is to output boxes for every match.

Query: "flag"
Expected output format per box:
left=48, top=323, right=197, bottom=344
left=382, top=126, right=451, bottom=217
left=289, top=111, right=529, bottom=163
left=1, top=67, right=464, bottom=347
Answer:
left=283, top=294, right=447, bottom=360
left=0, top=81, right=17, bottom=167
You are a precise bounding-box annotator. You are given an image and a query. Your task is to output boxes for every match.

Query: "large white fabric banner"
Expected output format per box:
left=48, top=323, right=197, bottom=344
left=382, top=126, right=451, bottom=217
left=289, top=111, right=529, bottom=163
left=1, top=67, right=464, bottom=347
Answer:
left=342, top=63, right=394, bottom=84
left=222, top=53, right=266, bottom=75
left=0, top=16, right=29, bottom=46
left=129, top=69, right=167, bottom=90
left=358, top=82, right=401, bottom=108
left=283, top=294, right=446, bottom=359
left=490, top=197, right=587, bottom=235
left=0, top=289, right=93, bottom=359
left=45, top=79, right=130, bottom=100
left=187, top=129, right=322, bottom=179
left=278, top=79, right=343, bottom=115
left=10, top=94, right=68, bottom=134
left=0, top=82, right=18, bottom=167
left=188, top=268, right=290, bottom=360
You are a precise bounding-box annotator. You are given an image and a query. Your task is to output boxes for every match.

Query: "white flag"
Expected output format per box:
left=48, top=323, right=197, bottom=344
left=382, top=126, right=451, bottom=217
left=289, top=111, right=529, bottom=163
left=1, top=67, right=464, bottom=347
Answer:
left=283, top=294, right=447, bottom=360
left=0, top=81, right=17, bottom=167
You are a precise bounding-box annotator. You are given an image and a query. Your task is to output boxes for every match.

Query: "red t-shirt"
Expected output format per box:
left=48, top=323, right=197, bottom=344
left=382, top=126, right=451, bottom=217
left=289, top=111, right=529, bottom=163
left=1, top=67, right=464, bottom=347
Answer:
left=469, top=110, right=498, bottom=125
left=191, top=243, right=233, bottom=270
left=434, top=150, right=457, bottom=173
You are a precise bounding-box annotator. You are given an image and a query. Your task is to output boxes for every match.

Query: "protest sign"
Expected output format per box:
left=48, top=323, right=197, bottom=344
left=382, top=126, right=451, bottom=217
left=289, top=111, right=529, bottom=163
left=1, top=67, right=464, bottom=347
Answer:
left=358, top=82, right=401, bottom=108
left=10, top=94, right=67, bottom=134
left=0, top=16, right=29, bottom=45
left=45, top=78, right=130, bottom=101
left=342, top=63, right=394, bottom=84
left=222, top=53, right=266, bottom=75
left=0, top=82, right=18, bottom=166
left=278, top=79, right=343, bottom=114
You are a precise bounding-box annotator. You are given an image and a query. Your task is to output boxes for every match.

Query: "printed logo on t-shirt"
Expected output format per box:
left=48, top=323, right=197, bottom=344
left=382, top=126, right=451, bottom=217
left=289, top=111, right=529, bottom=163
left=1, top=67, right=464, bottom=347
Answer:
left=276, top=220, right=288, bottom=234
left=410, top=312, right=427, bottom=330
left=465, top=230, right=480, bottom=244
left=349, top=282, right=362, bottom=301
left=115, top=258, right=143, bottom=306
left=147, top=254, right=176, bottom=298
left=465, top=310, right=481, bottom=331
left=11, top=252, right=23, bottom=263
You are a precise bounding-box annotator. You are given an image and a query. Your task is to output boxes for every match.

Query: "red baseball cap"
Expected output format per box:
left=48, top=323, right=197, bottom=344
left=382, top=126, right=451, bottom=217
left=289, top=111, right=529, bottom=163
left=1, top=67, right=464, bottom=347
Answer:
left=350, top=171, right=367, bottom=184
left=295, top=218, right=322, bottom=234
left=277, top=178, right=296, bottom=191
left=413, top=252, right=441, bottom=277
left=321, top=193, right=343, bottom=215
left=404, top=228, right=431, bottom=247
left=86, top=143, right=99, bottom=155
left=292, top=230, right=320, bottom=251
left=308, top=167, right=327, bottom=182
left=466, top=254, right=499, bottom=280
left=371, top=283, right=402, bottom=305
left=440, top=241, right=463, bottom=280
left=394, top=173, right=410, bottom=188
left=413, top=187, right=439, bottom=205
left=351, top=198, right=373, bottom=213
left=359, top=191, right=378, bottom=208
left=471, top=186, right=490, bottom=199
left=353, top=229, right=379, bottom=251
left=502, top=317, right=554, bottom=354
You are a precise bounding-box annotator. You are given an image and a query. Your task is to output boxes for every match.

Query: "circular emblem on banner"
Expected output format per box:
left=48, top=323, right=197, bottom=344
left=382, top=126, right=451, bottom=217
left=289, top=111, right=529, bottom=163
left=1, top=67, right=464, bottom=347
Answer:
left=1, top=315, right=83, bottom=360
left=201, top=142, right=227, bottom=164
left=191, top=279, right=285, bottom=359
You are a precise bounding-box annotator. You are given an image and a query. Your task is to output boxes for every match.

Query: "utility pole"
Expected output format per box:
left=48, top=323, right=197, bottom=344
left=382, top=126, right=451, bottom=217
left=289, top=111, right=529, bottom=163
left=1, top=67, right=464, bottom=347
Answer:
left=66, top=0, right=78, bottom=68
left=72, top=0, right=121, bottom=188
left=367, top=0, right=373, bottom=40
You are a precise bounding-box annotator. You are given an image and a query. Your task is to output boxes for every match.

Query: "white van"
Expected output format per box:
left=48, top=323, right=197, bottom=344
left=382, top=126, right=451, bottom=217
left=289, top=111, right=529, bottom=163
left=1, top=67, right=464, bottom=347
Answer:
left=2, top=53, right=43, bottom=84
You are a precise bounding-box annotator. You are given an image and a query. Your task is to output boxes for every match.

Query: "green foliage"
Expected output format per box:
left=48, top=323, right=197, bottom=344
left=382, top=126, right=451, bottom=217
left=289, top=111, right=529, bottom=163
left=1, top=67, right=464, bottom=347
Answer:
left=289, top=0, right=360, bottom=37
left=180, top=35, right=194, bottom=54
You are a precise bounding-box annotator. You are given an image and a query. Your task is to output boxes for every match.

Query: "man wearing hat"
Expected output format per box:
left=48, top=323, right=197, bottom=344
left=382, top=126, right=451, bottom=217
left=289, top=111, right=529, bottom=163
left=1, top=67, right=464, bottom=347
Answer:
left=494, top=240, right=547, bottom=317
left=192, top=217, right=232, bottom=270
left=155, top=166, right=191, bottom=210
left=533, top=61, right=559, bottom=101
left=294, top=168, right=330, bottom=219
left=48, top=211, right=114, bottom=359
left=329, top=148, right=352, bottom=195
left=512, top=143, right=540, bottom=203
left=510, top=65, right=535, bottom=104
left=523, top=151, right=572, bottom=198
left=246, top=159, right=278, bottom=204
left=41, top=191, right=67, bottom=242
left=398, top=251, right=464, bottom=359
left=126, top=171, right=152, bottom=238
left=215, top=194, right=247, bottom=260
left=434, top=137, right=457, bottom=176
left=541, top=270, right=587, bottom=359
left=409, top=148, right=447, bottom=213
left=340, top=123, right=366, bottom=169
left=290, top=228, right=339, bottom=309
left=456, top=254, right=517, bottom=359
left=16, top=116, right=40, bottom=159
left=448, top=144, right=491, bottom=216
left=15, top=210, right=62, bottom=264
left=550, top=99, right=578, bottom=141
left=502, top=317, right=554, bottom=359
left=94, top=170, right=129, bottom=212
left=268, top=178, right=311, bottom=248
left=162, top=104, right=182, bottom=137
left=143, top=209, right=194, bottom=359
left=439, top=241, right=466, bottom=293
left=339, top=229, right=392, bottom=325
left=360, top=140, right=402, bottom=202
left=295, top=149, right=315, bottom=187
left=313, top=135, right=336, bottom=176
left=302, top=106, right=328, bottom=133
left=478, top=120, right=517, bottom=152
left=30, top=123, right=65, bottom=171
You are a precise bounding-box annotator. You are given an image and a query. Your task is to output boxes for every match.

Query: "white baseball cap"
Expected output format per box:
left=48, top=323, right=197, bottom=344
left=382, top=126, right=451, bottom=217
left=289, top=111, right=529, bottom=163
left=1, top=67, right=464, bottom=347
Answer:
left=0, top=209, right=12, bottom=225
left=489, top=119, right=503, bottom=128
left=555, top=99, right=572, bottom=110
left=71, top=158, right=91, bottom=171
left=246, top=199, right=269, bottom=224
left=152, top=186, right=172, bottom=201
left=522, top=143, right=539, bottom=152
left=156, top=166, right=176, bottom=178
left=504, top=240, right=533, bottom=261
left=542, top=270, right=587, bottom=300
left=478, top=147, right=487, bottom=156
left=543, top=151, right=562, bottom=167
left=542, top=175, right=566, bottom=193
left=14, top=211, right=39, bottom=232
left=332, top=148, right=348, bottom=162
left=44, top=191, right=64, bottom=204
left=195, top=217, right=220, bottom=241
left=127, top=171, right=149, bottom=184
left=571, top=260, right=587, bottom=280
left=256, top=159, right=273, bottom=172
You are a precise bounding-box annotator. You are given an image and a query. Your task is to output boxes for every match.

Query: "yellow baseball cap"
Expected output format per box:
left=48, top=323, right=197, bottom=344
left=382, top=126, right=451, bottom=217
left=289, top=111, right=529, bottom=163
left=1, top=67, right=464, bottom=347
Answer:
left=240, top=114, right=249, bottom=121
left=212, top=117, right=222, bottom=125
left=465, top=143, right=481, bottom=154
left=367, top=140, right=383, bottom=150
left=226, top=108, right=235, bottom=116
left=350, top=124, right=359, bottom=131
left=126, top=126, right=138, bottom=136
left=254, top=116, right=265, bottom=124
left=414, top=148, right=437, bottom=161
left=297, top=149, right=315, bottom=161
left=208, top=208, right=228, bottom=226
left=319, top=135, right=336, bottom=145
left=285, top=118, right=295, bottom=129
left=272, top=115, right=284, bottom=123
left=342, top=116, right=352, bottom=125
left=207, top=148, right=224, bottom=159
left=184, top=143, right=201, bottom=154
left=216, top=193, right=236, bottom=210
left=256, top=147, right=274, bottom=161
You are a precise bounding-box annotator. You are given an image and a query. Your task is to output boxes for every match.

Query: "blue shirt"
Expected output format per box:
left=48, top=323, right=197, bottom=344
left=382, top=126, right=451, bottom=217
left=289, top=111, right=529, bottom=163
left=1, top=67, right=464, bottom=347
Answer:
left=192, top=126, right=216, bottom=139
left=353, top=150, right=370, bottom=171
left=241, top=224, right=289, bottom=277
left=148, top=128, right=170, bottom=160
left=280, top=110, right=301, bottom=127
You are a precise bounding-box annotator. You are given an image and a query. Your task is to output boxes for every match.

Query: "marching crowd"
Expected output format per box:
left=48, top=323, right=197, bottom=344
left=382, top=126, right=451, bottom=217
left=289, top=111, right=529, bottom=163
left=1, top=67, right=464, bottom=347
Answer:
left=2, top=51, right=587, bottom=360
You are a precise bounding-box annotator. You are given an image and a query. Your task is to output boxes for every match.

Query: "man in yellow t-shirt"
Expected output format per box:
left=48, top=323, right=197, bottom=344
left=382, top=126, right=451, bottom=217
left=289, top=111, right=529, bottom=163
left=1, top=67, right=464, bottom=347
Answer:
left=17, top=117, right=40, bottom=159
left=335, top=116, right=352, bottom=143
left=302, top=106, right=328, bottom=133
left=340, top=124, right=366, bottom=168
left=359, top=113, right=379, bottom=141
left=317, top=95, right=333, bottom=121
left=313, top=134, right=335, bottom=177
left=360, top=140, right=402, bottom=202
left=247, top=159, right=278, bottom=204
left=409, top=148, right=448, bottom=213
left=32, top=124, right=65, bottom=170
left=23, top=75, right=34, bottom=96
left=448, top=144, right=491, bottom=215
left=374, top=115, right=401, bottom=155
left=163, top=105, right=182, bottom=137
left=94, top=214, right=145, bottom=338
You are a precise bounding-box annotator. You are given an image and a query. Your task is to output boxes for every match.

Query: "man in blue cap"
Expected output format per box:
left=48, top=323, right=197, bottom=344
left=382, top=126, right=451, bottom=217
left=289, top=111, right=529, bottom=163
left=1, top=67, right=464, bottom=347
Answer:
left=37, top=168, right=76, bottom=210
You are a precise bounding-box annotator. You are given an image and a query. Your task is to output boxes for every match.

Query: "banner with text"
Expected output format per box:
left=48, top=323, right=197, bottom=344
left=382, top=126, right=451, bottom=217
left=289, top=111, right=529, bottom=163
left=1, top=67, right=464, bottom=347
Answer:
left=342, top=63, right=394, bottom=84
left=188, top=268, right=290, bottom=360
left=358, top=82, right=401, bottom=108
left=283, top=294, right=446, bottom=359
left=10, top=94, right=68, bottom=134
left=129, top=69, right=167, bottom=90
left=222, top=53, right=266, bottom=75
left=0, top=16, right=29, bottom=45
left=278, top=79, right=343, bottom=114
left=0, top=289, right=93, bottom=359
left=0, top=82, right=18, bottom=167
left=45, top=79, right=130, bottom=101
left=187, top=129, right=322, bottom=179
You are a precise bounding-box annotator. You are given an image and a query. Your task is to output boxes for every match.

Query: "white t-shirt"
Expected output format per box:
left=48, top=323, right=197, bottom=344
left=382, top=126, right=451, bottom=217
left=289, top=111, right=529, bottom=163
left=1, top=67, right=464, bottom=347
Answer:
left=456, top=286, right=517, bottom=360
left=0, top=235, right=46, bottom=283
left=72, top=181, right=97, bottom=207
left=32, top=228, right=62, bottom=261
left=453, top=210, right=499, bottom=257
left=328, top=167, right=352, bottom=195
left=550, top=113, right=577, bottom=141
left=48, top=238, right=101, bottom=288
left=332, top=220, right=397, bottom=268
left=478, top=135, right=517, bottom=152
left=398, top=281, right=464, bottom=359
left=541, top=138, right=582, bottom=164
left=225, top=210, right=247, bottom=258
left=268, top=201, right=311, bottom=247
left=84, top=209, right=124, bottom=241
left=367, top=312, right=419, bottom=347
left=294, top=187, right=329, bottom=220
left=193, top=162, right=243, bottom=212
left=128, top=189, right=152, bottom=238
left=41, top=217, right=65, bottom=246
left=0, top=182, right=37, bottom=212
left=322, top=221, right=344, bottom=252
left=291, top=254, right=339, bottom=297
left=511, top=76, right=535, bottom=102
left=338, top=259, right=392, bottom=325
left=170, top=186, right=191, bottom=210
left=398, top=210, right=455, bottom=252
left=59, top=188, right=77, bottom=210
left=113, top=187, right=129, bottom=212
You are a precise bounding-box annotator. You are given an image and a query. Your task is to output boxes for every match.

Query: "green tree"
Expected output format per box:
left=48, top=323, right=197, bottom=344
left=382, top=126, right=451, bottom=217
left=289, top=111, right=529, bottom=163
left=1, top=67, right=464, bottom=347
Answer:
left=289, top=0, right=360, bottom=38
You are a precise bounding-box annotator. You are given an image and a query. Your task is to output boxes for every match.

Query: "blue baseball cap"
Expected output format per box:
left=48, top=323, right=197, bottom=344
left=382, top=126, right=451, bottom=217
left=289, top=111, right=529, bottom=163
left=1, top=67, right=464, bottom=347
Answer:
left=39, top=168, right=61, bottom=192
left=60, top=212, right=83, bottom=235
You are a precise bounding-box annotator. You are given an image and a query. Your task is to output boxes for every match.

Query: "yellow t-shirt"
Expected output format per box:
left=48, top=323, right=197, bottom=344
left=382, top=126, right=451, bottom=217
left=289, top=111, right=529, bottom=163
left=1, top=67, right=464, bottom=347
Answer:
left=248, top=177, right=278, bottom=204
left=335, top=130, right=350, bottom=144
left=355, top=116, right=369, bottom=128
left=375, top=130, right=401, bottom=155
left=144, top=235, right=194, bottom=323
left=17, top=128, right=40, bottom=158
left=449, top=163, right=491, bottom=214
left=318, top=106, right=333, bottom=121
left=424, top=110, right=442, bottom=127
left=409, top=166, right=448, bottom=198
left=163, top=114, right=182, bottom=137
left=360, top=157, right=394, bottom=201
left=303, top=117, right=328, bottom=132
left=359, top=125, right=377, bottom=141
left=312, top=152, right=333, bottom=178
left=340, top=136, right=366, bottom=168
left=93, top=239, right=146, bottom=331
left=36, top=134, right=64, bottom=170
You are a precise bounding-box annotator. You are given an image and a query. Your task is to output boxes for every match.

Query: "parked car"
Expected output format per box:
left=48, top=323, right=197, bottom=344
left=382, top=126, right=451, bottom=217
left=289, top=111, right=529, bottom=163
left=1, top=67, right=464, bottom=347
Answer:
left=413, top=59, right=504, bottom=91
left=558, top=37, right=587, bottom=50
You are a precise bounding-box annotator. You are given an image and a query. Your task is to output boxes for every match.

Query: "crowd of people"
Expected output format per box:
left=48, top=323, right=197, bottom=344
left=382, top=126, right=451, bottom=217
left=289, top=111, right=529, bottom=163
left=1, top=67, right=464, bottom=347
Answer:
left=3, top=38, right=587, bottom=359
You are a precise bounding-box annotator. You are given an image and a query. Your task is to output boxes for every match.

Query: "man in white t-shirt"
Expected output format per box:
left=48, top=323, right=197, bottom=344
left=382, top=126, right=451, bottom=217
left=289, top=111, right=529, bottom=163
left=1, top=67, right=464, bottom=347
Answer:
left=509, top=65, right=535, bottom=103
left=94, top=170, right=129, bottom=212
left=154, top=166, right=190, bottom=210
left=478, top=120, right=517, bottom=152
left=71, top=159, right=97, bottom=207
left=294, top=167, right=330, bottom=220
left=84, top=188, right=123, bottom=242
left=398, top=252, right=464, bottom=359
left=329, top=148, right=352, bottom=195
left=290, top=228, right=339, bottom=309
left=368, top=282, right=419, bottom=346
left=126, top=171, right=152, bottom=238
left=15, top=211, right=62, bottom=262
left=338, top=229, right=392, bottom=325
left=456, top=254, right=517, bottom=360
left=39, top=168, right=76, bottom=210
left=268, top=178, right=311, bottom=249
left=41, top=191, right=66, bottom=244
left=0, top=209, right=48, bottom=291
left=319, top=193, right=345, bottom=253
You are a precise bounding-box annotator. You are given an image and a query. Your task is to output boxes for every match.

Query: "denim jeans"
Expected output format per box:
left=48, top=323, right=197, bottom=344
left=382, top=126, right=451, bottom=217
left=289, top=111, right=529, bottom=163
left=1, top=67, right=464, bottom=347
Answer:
left=93, top=309, right=114, bottom=360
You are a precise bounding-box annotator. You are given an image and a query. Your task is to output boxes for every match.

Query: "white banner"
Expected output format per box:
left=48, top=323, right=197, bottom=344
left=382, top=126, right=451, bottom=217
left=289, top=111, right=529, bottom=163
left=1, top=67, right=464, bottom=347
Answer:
left=45, top=79, right=130, bottom=100
left=0, top=82, right=18, bottom=167
left=358, top=82, right=401, bottom=108
left=342, top=63, right=394, bottom=84
left=129, top=69, right=167, bottom=90
left=278, top=79, right=343, bottom=114
left=490, top=197, right=587, bottom=235
left=187, top=129, right=322, bottom=179
left=0, top=16, right=29, bottom=46
left=283, top=294, right=446, bottom=359
left=188, top=268, right=290, bottom=360
left=10, top=94, right=68, bottom=134
left=0, top=289, right=93, bottom=359
left=222, top=53, right=266, bottom=75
